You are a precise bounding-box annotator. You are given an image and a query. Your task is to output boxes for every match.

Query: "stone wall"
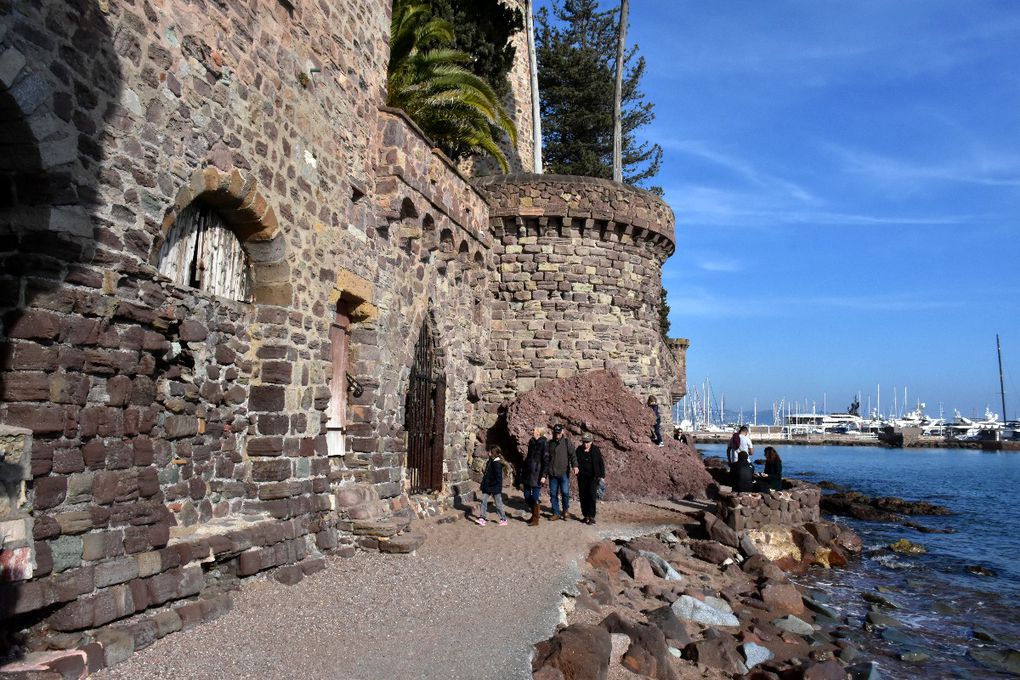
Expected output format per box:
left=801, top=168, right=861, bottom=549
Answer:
left=716, top=481, right=822, bottom=533
left=474, top=173, right=685, bottom=425
left=0, top=0, right=492, bottom=661
left=0, top=0, right=687, bottom=669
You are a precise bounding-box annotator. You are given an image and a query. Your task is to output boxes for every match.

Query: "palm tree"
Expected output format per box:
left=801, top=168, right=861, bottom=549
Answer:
left=388, top=0, right=517, bottom=172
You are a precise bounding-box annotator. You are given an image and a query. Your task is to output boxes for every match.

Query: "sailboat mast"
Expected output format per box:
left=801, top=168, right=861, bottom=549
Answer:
left=998, top=334, right=1007, bottom=422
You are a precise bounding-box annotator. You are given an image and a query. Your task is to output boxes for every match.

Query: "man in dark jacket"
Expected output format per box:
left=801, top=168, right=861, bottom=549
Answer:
left=729, top=451, right=755, bottom=493
left=523, top=427, right=549, bottom=525
left=547, top=424, right=577, bottom=520
left=575, top=432, right=605, bottom=525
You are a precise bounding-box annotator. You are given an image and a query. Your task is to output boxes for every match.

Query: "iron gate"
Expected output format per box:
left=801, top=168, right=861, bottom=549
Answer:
left=406, top=321, right=446, bottom=493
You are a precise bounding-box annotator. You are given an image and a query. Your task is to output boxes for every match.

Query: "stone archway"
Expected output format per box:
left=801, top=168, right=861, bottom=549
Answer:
left=405, top=315, right=446, bottom=494
left=152, top=167, right=292, bottom=305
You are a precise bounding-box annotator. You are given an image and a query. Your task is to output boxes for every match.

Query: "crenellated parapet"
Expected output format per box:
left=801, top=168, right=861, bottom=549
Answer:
left=475, top=174, right=675, bottom=262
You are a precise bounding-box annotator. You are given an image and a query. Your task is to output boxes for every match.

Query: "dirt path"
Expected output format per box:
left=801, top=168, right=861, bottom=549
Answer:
left=94, top=498, right=692, bottom=680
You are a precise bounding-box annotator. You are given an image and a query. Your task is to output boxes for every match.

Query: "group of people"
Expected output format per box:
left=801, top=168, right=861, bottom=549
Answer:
left=475, top=423, right=606, bottom=526
left=725, top=425, right=783, bottom=493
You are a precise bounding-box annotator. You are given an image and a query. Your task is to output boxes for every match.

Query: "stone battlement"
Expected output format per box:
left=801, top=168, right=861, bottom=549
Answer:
left=476, top=174, right=676, bottom=260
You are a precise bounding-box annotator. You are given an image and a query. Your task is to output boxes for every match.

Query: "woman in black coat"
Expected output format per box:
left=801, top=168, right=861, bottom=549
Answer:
left=523, top=427, right=549, bottom=525
left=758, top=446, right=783, bottom=492
left=575, top=433, right=605, bottom=525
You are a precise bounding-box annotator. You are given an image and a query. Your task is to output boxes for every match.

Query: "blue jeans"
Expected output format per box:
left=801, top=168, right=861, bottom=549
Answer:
left=549, top=473, right=570, bottom=517
left=478, top=493, right=506, bottom=521
left=523, top=486, right=541, bottom=505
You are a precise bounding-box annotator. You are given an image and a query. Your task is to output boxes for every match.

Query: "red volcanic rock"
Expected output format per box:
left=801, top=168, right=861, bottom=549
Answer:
left=504, top=370, right=713, bottom=501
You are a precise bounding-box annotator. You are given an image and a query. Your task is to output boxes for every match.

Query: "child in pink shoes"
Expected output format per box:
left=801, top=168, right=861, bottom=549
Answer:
left=476, top=446, right=508, bottom=526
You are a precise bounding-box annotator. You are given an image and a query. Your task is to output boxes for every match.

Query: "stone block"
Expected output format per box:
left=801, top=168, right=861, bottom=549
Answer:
left=249, top=385, right=285, bottom=411
left=92, top=470, right=139, bottom=504
left=49, top=535, right=83, bottom=573
left=273, top=564, right=303, bottom=585
left=252, top=458, right=291, bottom=482
left=54, top=511, right=92, bottom=535
left=82, top=530, right=125, bottom=561
left=95, top=628, right=134, bottom=666
left=261, top=361, right=292, bottom=384
left=95, top=556, right=139, bottom=588
left=33, top=475, right=68, bottom=509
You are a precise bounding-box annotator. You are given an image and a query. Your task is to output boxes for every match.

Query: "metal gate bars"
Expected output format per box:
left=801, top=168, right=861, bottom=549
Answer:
left=406, top=320, right=446, bottom=494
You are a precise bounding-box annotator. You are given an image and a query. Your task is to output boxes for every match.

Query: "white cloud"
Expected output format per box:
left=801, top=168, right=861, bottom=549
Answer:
left=826, top=143, right=1020, bottom=190
left=667, top=287, right=954, bottom=320
left=697, top=258, right=743, bottom=273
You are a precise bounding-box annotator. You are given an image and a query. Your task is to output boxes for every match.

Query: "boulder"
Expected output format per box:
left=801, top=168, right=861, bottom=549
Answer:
left=741, top=641, right=774, bottom=669
left=690, top=540, right=737, bottom=565
left=586, top=541, right=622, bottom=577
left=772, top=615, right=815, bottom=636
left=760, top=582, right=805, bottom=617
left=746, top=525, right=802, bottom=563
left=802, top=659, right=850, bottom=680
left=599, top=612, right=678, bottom=680
left=502, top=370, right=713, bottom=500
left=630, top=556, right=657, bottom=585
left=702, top=512, right=740, bottom=548
left=888, top=538, right=925, bottom=555
left=969, top=648, right=1020, bottom=676
left=644, top=606, right=691, bottom=647
left=683, top=633, right=747, bottom=675
left=671, top=594, right=739, bottom=628
left=639, top=550, right=683, bottom=582
left=532, top=624, right=612, bottom=680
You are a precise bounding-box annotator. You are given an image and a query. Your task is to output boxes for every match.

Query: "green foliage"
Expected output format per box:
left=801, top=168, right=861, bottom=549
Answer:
left=427, top=0, right=524, bottom=100
left=659, top=285, right=671, bottom=340
left=536, top=0, right=662, bottom=189
left=388, top=0, right=517, bottom=171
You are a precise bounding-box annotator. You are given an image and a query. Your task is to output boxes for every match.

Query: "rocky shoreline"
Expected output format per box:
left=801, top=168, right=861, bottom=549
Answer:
left=530, top=505, right=875, bottom=679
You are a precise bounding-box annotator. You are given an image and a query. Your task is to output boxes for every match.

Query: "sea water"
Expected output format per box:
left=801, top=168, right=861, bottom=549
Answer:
left=700, top=443, right=1020, bottom=679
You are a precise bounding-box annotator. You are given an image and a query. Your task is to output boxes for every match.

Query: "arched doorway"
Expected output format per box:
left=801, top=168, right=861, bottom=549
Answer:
left=406, top=319, right=446, bottom=493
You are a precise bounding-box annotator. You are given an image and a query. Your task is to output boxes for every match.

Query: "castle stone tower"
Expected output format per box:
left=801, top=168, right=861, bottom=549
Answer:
left=475, top=174, right=687, bottom=422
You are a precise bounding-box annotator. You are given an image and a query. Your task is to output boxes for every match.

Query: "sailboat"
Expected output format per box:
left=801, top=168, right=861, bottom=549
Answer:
left=979, top=335, right=1018, bottom=450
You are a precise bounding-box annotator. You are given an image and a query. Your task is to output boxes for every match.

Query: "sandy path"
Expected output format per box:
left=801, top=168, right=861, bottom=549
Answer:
left=95, top=498, right=691, bottom=680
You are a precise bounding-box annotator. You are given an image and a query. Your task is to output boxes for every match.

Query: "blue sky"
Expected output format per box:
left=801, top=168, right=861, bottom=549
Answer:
left=537, top=0, right=1020, bottom=421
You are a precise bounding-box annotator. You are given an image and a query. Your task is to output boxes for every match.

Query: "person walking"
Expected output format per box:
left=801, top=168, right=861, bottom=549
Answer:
left=648, top=395, right=664, bottom=447
left=476, top=446, right=508, bottom=526
left=575, top=432, right=605, bottom=525
left=523, top=426, right=549, bottom=525
left=547, top=424, right=576, bottom=520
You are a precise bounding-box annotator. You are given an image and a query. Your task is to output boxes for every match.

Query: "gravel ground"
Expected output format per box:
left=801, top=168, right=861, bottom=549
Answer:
left=95, top=499, right=689, bottom=680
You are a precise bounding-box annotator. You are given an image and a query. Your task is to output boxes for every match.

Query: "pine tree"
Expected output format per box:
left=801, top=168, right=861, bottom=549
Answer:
left=536, top=0, right=662, bottom=189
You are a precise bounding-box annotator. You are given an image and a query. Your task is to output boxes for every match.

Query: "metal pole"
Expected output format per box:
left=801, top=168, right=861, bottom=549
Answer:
left=998, top=334, right=1007, bottom=422
left=612, top=0, right=628, bottom=182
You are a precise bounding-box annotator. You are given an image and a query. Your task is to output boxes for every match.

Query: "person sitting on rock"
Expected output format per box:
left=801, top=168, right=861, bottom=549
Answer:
left=547, top=424, right=577, bottom=520
left=756, top=446, right=783, bottom=492
left=523, top=426, right=549, bottom=525
left=476, top=446, right=508, bottom=526
left=729, top=450, right=755, bottom=493
left=575, top=432, right=606, bottom=525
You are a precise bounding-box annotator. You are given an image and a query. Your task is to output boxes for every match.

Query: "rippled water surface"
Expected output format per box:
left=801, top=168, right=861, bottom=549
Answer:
left=700, top=443, right=1020, bottom=679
